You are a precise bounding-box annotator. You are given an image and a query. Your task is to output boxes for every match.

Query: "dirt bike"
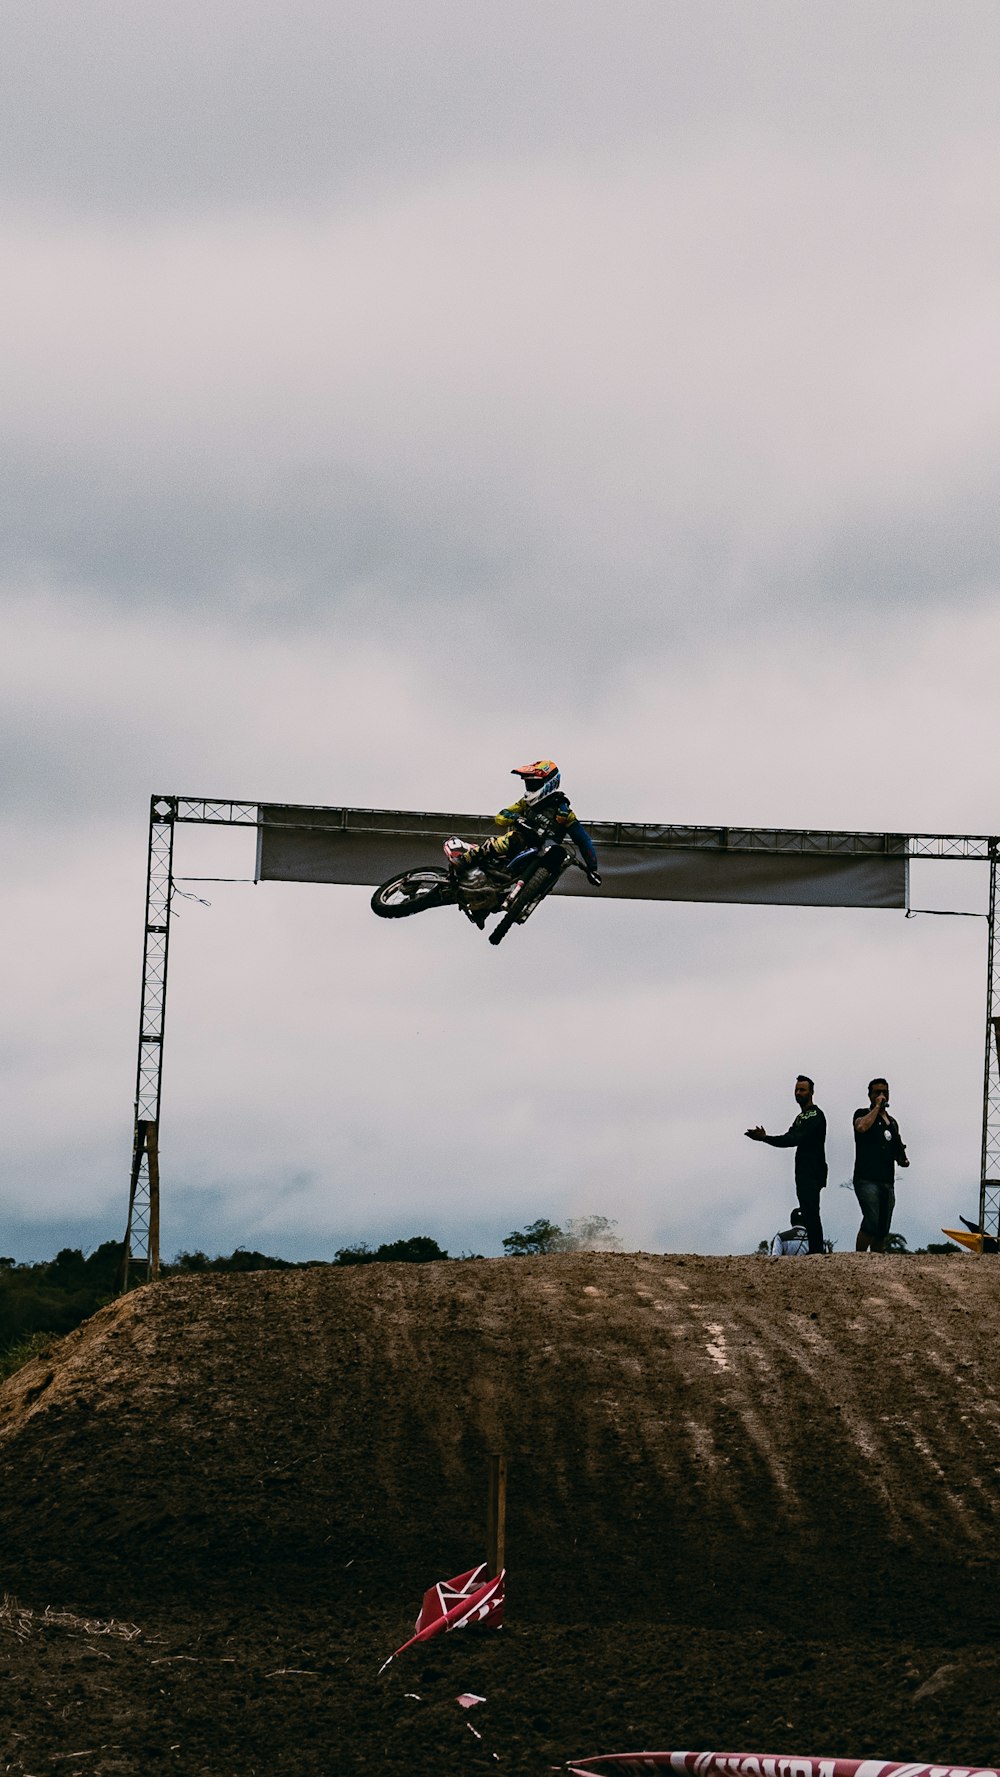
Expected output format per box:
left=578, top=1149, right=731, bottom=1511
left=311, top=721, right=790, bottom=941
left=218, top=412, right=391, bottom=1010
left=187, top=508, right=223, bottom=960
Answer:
left=371, top=834, right=597, bottom=946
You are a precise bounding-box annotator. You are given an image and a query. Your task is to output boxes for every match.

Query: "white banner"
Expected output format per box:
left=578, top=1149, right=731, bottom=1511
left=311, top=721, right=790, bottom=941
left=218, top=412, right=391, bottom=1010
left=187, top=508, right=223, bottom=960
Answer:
left=565, top=1754, right=996, bottom=1777
left=256, top=806, right=908, bottom=911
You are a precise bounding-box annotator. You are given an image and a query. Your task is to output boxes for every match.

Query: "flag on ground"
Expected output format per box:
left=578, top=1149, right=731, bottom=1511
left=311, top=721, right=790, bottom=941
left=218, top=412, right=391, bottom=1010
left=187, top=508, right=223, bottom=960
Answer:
left=380, top=1564, right=505, bottom=1671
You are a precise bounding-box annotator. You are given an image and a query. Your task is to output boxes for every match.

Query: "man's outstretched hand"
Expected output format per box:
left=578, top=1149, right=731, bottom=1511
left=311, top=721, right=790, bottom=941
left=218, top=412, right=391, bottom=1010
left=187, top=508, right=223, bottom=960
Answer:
left=745, top=1125, right=767, bottom=1140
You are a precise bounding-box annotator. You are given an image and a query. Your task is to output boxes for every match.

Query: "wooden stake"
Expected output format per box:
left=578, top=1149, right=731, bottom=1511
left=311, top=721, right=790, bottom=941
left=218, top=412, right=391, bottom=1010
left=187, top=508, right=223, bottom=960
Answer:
left=486, top=1454, right=507, bottom=1576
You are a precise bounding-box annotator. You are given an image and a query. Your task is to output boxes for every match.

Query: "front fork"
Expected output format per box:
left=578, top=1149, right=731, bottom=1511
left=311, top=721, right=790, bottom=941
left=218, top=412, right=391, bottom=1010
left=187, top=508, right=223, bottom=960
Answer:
left=503, top=846, right=566, bottom=915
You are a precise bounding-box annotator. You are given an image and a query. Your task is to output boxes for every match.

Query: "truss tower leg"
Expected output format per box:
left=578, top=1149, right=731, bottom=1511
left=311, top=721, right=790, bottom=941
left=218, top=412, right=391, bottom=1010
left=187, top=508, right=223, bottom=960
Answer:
left=121, top=798, right=175, bottom=1286
left=980, top=842, right=1000, bottom=1240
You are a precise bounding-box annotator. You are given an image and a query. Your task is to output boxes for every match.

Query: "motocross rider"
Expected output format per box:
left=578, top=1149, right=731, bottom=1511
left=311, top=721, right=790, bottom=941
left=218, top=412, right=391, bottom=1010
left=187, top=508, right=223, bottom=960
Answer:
left=445, top=761, right=602, bottom=892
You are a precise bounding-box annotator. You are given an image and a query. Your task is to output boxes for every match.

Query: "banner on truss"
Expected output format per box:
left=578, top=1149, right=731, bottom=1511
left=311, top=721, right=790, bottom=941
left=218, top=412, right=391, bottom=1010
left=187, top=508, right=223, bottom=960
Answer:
left=256, top=805, right=908, bottom=910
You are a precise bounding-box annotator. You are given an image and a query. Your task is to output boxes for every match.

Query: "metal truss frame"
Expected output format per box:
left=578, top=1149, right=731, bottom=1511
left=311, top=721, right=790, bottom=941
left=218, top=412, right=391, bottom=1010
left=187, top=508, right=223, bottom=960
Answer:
left=121, top=797, right=177, bottom=1283
left=981, top=844, right=1000, bottom=1240
left=121, top=797, right=1000, bottom=1283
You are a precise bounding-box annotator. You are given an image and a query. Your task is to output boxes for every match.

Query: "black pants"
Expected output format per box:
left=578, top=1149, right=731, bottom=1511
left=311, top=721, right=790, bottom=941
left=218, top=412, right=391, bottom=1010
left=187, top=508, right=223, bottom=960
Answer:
left=796, top=1179, right=826, bottom=1254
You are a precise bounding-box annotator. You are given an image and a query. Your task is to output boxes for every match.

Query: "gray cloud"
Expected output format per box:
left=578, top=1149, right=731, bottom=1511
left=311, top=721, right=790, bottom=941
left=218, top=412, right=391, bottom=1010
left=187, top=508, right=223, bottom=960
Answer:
left=3, top=143, right=998, bottom=671
left=3, top=587, right=999, bottom=838
left=3, top=1, right=999, bottom=1266
left=4, top=2, right=1000, bottom=216
left=1, top=453, right=536, bottom=611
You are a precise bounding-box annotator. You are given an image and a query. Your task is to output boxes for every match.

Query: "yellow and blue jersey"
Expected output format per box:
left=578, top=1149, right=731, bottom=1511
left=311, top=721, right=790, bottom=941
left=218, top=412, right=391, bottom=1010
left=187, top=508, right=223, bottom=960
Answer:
left=479, top=793, right=598, bottom=873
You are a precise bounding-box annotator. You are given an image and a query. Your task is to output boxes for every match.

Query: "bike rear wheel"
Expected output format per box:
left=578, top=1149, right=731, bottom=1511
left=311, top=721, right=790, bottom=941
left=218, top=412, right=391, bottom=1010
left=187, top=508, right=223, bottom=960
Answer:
left=371, top=869, right=456, bottom=918
left=488, top=867, right=552, bottom=946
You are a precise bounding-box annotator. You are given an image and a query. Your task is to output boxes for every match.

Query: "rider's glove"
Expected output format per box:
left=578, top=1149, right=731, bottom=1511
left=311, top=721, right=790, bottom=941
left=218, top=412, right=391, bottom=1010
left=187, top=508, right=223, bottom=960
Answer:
left=586, top=867, right=602, bottom=886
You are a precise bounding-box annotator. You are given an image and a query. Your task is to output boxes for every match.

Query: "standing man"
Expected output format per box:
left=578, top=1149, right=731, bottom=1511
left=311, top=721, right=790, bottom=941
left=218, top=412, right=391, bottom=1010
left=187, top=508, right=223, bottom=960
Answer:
left=853, top=1077, right=909, bottom=1252
left=745, top=1076, right=828, bottom=1254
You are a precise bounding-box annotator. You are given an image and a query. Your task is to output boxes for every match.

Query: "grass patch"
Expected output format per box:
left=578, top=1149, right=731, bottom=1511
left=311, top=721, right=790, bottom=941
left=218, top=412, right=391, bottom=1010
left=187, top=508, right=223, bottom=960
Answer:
left=0, top=1331, right=57, bottom=1383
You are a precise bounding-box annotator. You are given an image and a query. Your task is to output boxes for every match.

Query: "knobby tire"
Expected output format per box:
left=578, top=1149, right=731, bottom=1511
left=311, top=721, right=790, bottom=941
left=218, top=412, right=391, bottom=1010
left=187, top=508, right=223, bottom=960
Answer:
left=371, top=870, right=456, bottom=919
left=488, top=867, right=552, bottom=946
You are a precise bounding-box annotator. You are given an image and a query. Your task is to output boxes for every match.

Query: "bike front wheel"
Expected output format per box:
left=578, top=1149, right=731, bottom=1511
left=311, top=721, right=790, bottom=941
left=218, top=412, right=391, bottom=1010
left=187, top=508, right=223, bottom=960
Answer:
left=487, top=867, right=552, bottom=946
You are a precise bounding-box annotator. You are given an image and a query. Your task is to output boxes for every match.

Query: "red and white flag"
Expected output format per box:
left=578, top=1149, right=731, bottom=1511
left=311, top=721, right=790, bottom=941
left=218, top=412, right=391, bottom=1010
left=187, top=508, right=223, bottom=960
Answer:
left=381, top=1564, right=505, bottom=1669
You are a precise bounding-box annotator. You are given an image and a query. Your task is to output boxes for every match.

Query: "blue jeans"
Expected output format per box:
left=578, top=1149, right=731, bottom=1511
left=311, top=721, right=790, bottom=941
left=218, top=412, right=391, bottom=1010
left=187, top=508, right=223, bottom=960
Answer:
left=854, top=1176, right=894, bottom=1247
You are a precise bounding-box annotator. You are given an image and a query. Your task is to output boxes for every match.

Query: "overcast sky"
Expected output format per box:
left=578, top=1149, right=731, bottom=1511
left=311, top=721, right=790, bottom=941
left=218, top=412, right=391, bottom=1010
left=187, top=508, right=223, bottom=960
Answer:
left=3, top=0, right=999, bottom=1264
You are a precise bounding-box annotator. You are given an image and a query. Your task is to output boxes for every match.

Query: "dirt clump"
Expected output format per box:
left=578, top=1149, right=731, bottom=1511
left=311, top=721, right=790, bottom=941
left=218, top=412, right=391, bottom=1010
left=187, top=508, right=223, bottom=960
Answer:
left=2, top=1252, right=1000, bottom=1775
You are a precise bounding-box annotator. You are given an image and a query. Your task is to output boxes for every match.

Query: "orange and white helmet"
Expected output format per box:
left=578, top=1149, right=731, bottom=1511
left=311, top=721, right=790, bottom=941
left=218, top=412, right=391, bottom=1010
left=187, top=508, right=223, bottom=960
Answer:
left=512, top=759, right=560, bottom=807
left=443, top=836, right=476, bottom=866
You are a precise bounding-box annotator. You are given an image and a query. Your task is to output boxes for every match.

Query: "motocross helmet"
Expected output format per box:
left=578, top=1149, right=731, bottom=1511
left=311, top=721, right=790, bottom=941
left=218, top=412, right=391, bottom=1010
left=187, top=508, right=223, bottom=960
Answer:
left=443, top=836, right=476, bottom=866
left=512, top=759, right=561, bottom=808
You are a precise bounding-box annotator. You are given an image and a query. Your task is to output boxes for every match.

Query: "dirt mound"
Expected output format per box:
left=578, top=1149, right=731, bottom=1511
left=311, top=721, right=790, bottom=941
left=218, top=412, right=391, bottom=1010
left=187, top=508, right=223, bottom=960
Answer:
left=2, top=1253, right=1000, bottom=1775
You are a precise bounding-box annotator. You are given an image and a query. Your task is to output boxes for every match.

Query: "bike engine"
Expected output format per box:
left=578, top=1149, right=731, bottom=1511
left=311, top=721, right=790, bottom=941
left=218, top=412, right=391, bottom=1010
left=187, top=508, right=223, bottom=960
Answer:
left=457, top=867, right=499, bottom=911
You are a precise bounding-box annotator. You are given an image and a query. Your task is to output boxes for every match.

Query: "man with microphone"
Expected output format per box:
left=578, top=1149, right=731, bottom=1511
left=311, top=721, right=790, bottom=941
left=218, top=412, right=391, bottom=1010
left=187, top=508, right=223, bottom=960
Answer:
left=853, top=1076, right=909, bottom=1252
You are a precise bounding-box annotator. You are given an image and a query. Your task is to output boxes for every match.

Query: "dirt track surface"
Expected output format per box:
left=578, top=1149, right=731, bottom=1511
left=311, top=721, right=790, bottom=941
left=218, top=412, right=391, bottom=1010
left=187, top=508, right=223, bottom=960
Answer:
left=2, top=1253, right=1000, bottom=1775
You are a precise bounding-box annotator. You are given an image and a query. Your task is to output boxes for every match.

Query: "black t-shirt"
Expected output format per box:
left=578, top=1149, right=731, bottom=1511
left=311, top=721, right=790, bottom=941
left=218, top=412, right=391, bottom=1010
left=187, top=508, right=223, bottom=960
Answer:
left=853, top=1108, right=906, bottom=1185
left=765, top=1106, right=828, bottom=1187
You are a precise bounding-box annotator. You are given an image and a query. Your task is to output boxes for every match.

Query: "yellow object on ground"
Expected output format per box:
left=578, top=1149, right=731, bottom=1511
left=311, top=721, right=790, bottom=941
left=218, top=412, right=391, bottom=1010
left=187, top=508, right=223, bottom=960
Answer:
left=942, top=1227, right=982, bottom=1253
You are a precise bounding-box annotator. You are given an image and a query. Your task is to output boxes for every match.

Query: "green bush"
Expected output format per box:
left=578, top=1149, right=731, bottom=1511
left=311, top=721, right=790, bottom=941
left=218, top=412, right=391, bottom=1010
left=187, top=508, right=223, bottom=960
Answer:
left=0, top=1242, right=125, bottom=1357
left=173, top=1248, right=296, bottom=1273
left=333, top=1236, right=449, bottom=1265
left=0, top=1331, right=55, bottom=1384
left=502, top=1217, right=564, bottom=1256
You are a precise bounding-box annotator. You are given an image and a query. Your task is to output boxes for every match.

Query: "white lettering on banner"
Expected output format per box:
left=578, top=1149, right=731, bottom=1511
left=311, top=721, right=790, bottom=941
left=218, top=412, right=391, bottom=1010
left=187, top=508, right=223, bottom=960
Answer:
left=627, top=1757, right=1000, bottom=1777
left=608, top=1759, right=1000, bottom=1777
